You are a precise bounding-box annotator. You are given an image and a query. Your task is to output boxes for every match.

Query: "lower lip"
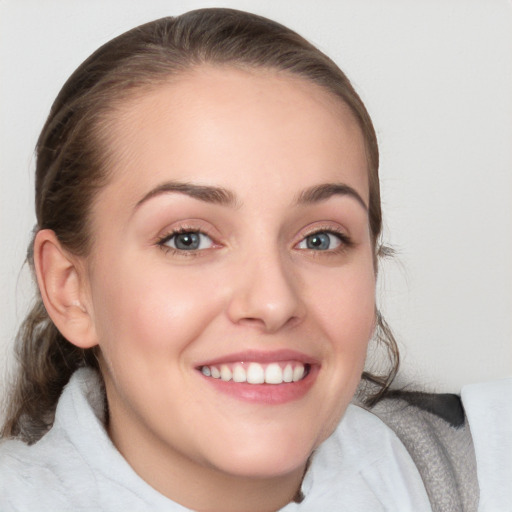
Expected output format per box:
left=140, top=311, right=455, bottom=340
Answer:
left=199, top=365, right=319, bottom=405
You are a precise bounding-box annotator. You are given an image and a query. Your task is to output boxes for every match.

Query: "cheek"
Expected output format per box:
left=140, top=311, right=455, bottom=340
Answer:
left=308, top=263, right=376, bottom=348
left=304, top=266, right=375, bottom=444
left=89, top=260, right=225, bottom=356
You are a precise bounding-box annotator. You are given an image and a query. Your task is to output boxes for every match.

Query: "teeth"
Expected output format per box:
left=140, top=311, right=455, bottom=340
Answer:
left=283, top=364, right=293, bottom=383
left=293, top=365, right=305, bottom=382
left=232, top=364, right=246, bottom=383
left=220, top=365, right=232, bottom=381
left=200, top=362, right=308, bottom=385
left=247, top=363, right=265, bottom=384
left=265, top=363, right=283, bottom=384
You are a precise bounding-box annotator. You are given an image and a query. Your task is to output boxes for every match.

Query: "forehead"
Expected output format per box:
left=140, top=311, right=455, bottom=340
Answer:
left=99, top=66, right=369, bottom=208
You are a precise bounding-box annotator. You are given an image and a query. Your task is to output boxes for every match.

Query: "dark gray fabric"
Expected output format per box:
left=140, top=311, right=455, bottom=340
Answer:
left=383, top=391, right=466, bottom=428
left=366, top=394, right=479, bottom=512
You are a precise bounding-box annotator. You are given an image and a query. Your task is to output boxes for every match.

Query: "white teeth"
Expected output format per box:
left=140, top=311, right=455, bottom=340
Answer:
left=220, top=365, right=232, bottom=381
left=283, top=364, right=293, bottom=383
left=201, top=362, right=307, bottom=385
left=247, top=363, right=265, bottom=384
left=232, top=364, right=246, bottom=383
left=292, top=365, right=305, bottom=382
left=265, top=363, right=283, bottom=384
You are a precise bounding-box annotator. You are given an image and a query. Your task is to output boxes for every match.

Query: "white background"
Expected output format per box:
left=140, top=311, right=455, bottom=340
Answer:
left=1, top=0, right=511, bottom=399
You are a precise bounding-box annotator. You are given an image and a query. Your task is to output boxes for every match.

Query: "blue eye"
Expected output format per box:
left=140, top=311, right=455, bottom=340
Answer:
left=162, top=231, right=213, bottom=251
left=297, top=231, right=342, bottom=251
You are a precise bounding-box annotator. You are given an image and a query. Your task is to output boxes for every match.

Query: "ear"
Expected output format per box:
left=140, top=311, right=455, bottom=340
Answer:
left=33, top=229, right=98, bottom=349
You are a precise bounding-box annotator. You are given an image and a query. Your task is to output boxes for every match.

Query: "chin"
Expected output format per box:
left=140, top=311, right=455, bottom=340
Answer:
left=218, top=451, right=309, bottom=480
left=203, top=426, right=320, bottom=479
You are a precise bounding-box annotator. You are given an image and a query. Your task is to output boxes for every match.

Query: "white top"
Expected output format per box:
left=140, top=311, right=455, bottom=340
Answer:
left=461, top=378, right=512, bottom=512
left=1, top=369, right=510, bottom=511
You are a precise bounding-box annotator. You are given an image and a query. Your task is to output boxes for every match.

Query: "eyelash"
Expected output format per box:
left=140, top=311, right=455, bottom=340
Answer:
left=155, top=226, right=353, bottom=256
left=156, top=226, right=216, bottom=257
left=298, top=227, right=354, bottom=253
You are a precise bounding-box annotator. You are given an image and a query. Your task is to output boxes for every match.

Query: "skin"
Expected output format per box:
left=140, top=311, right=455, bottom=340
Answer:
left=46, top=67, right=377, bottom=511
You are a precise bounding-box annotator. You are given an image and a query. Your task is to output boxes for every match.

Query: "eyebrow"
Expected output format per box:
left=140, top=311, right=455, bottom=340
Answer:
left=295, top=183, right=368, bottom=210
left=135, top=181, right=239, bottom=209
left=135, top=180, right=367, bottom=211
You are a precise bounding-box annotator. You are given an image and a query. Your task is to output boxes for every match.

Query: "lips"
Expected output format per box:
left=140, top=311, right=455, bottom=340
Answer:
left=195, top=350, right=318, bottom=404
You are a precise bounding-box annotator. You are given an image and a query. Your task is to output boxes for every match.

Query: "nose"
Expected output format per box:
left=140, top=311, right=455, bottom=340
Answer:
left=226, top=249, right=305, bottom=333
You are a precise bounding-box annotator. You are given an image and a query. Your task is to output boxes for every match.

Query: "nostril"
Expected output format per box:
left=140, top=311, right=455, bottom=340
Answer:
left=237, top=317, right=267, bottom=327
left=236, top=314, right=302, bottom=332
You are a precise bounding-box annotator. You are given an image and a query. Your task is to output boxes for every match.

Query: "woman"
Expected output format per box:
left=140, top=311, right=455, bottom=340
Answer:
left=0, top=8, right=509, bottom=511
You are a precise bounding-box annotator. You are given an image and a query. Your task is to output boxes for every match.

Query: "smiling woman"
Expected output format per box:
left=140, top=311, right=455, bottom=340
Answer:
left=0, top=6, right=509, bottom=512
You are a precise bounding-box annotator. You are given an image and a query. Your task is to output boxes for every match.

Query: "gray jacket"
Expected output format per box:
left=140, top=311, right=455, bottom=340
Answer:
left=367, top=391, right=479, bottom=511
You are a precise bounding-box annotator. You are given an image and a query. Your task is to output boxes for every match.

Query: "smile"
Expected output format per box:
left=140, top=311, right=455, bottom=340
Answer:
left=196, top=350, right=319, bottom=404
left=199, top=362, right=310, bottom=385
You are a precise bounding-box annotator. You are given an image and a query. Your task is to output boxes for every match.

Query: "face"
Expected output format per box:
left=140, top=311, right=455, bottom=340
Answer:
left=82, top=66, right=376, bottom=497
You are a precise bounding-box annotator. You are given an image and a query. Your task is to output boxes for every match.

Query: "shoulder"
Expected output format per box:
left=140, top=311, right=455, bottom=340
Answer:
left=461, top=378, right=512, bottom=510
left=363, top=390, right=479, bottom=512
left=305, top=404, right=433, bottom=510
left=0, top=371, right=102, bottom=510
left=0, top=433, right=76, bottom=510
left=1, top=369, right=179, bottom=511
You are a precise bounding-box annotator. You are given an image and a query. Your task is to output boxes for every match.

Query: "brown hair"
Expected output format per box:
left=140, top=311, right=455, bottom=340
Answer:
left=1, top=8, right=398, bottom=443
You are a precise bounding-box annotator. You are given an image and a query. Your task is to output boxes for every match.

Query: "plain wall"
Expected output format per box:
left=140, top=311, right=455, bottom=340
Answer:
left=1, top=0, right=511, bottom=400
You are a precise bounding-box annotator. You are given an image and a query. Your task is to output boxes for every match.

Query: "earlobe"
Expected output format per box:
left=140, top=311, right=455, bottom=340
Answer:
left=34, top=229, right=98, bottom=349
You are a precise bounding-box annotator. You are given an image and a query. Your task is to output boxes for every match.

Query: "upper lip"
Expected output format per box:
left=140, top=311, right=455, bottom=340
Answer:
left=196, top=349, right=319, bottom=367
